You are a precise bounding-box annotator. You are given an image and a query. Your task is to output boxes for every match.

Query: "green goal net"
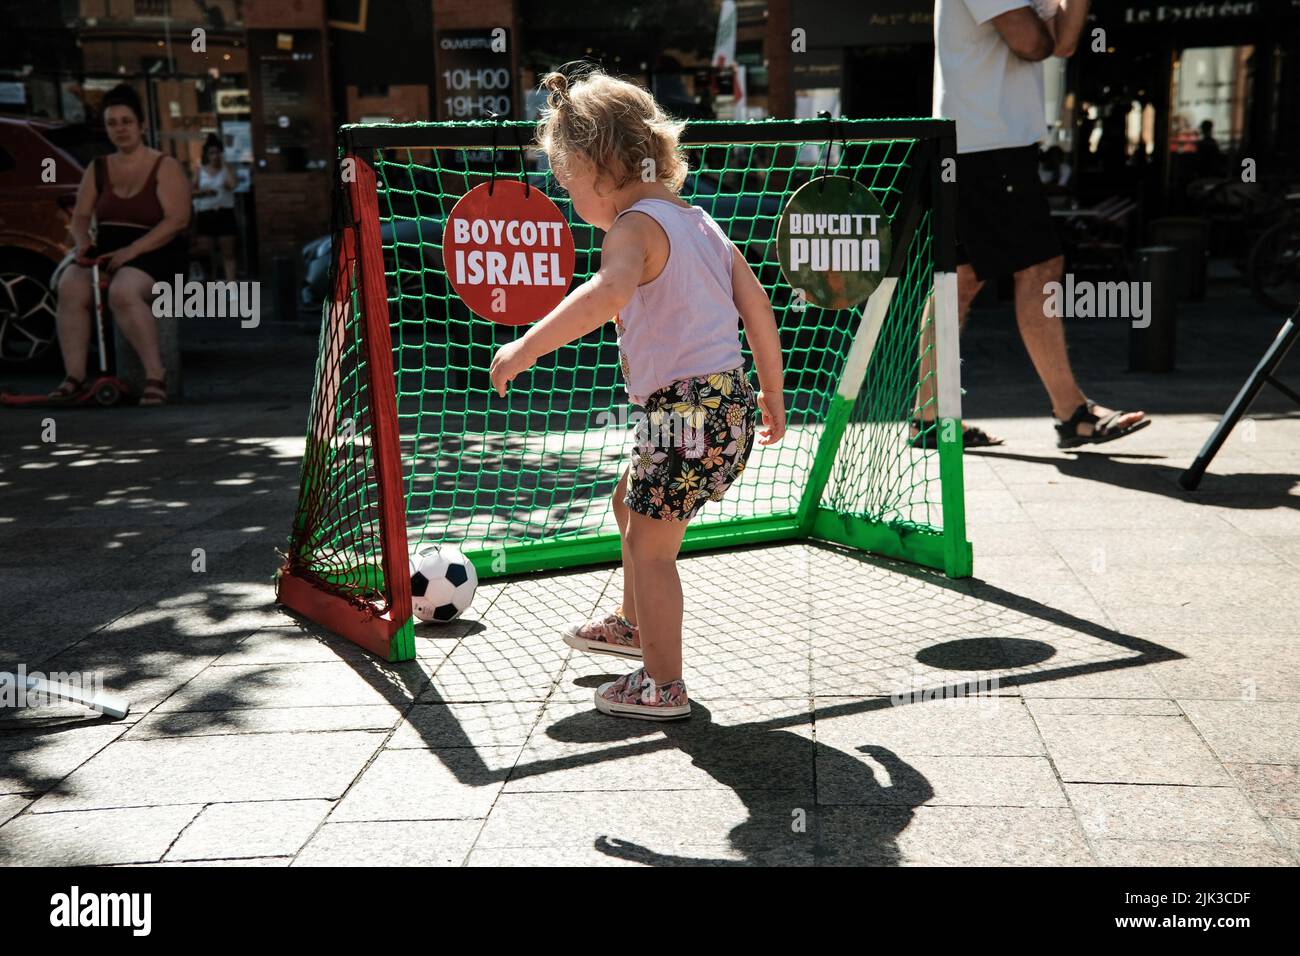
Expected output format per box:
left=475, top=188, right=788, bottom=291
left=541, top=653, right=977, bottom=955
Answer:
left=277, top=119, right=971, bottom=661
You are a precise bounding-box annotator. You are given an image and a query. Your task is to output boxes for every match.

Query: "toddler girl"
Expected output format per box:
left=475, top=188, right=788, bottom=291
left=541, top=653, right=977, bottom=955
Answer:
left=490, top=68, right=786, bottom=720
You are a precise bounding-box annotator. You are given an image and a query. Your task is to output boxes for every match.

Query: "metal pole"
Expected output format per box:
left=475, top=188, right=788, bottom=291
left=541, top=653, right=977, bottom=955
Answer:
left=1180, top=314, right=1300, bottom=490
left=1130, top=245, right=1178, bottom=372
left=164, top=14, right=175, bottom=75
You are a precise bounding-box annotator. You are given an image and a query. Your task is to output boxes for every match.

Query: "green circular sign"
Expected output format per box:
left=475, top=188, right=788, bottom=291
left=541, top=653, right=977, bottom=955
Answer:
left=777, top=175, right=892, bottom=310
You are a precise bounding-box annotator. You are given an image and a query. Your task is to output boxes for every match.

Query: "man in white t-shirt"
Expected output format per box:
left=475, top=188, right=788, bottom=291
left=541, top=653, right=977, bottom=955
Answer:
left=921, top=0, right=1149, bottom=450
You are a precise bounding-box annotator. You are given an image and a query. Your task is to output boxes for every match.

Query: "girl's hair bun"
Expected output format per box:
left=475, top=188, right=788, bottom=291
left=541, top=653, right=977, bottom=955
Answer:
left=540, top=71, right=570, bottom=108
left=534, top=65, right=688, bottom=193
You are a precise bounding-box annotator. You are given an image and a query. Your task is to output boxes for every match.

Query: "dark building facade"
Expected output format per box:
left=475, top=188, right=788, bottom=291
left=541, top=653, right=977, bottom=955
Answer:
left=3, top=0, right=1296, bottom=286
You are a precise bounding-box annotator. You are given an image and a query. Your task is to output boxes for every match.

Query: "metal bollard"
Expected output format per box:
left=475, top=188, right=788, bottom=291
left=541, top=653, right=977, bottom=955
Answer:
left=272, top=255, right=297, bottom=323
left=1129, top=245, right=1178, bottom=373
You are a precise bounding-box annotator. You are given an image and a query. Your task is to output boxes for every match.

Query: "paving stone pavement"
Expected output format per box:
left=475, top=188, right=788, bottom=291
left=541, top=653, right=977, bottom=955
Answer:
left=1, top=289, right=1297, bottom=866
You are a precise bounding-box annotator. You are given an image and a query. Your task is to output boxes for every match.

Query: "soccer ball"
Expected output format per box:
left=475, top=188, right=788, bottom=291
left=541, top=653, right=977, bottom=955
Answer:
left=409, top=546, right=478, bottom=623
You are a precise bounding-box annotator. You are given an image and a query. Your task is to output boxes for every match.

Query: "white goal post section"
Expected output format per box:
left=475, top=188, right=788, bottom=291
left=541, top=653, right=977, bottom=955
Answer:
left=795, top=124, right=970, bottom=577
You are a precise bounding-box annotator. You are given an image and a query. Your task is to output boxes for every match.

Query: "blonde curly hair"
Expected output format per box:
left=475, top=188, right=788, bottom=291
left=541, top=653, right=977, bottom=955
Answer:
left=535, top=67, right=688, bottom=193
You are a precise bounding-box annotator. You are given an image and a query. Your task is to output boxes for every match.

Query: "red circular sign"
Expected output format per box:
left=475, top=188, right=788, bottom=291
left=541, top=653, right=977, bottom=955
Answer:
left=442, top=180, right=575, bottom=326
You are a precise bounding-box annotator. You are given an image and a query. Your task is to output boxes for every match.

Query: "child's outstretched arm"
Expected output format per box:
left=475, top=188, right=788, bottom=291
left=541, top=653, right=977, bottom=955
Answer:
left=731, top=245, right=786, bottom=445
left=489, top=218, right=648, bottom=396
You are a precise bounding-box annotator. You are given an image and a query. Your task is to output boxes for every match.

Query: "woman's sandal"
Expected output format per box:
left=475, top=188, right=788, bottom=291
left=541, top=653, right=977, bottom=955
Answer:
left=138, top=378, right=168, bottom=406
left=47, top=376, right=86, bottom=404
left=1055, top=401, right=1151, bottom=449
left=909, top=419, right=1004, bottom=449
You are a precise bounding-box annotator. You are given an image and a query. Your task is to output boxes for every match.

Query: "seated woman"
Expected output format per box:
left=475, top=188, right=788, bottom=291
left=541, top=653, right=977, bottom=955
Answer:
left=52, top=84, right=191, bottom=406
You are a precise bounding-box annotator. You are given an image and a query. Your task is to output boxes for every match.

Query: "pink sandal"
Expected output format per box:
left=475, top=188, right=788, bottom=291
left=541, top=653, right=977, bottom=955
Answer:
left=594, top=667, right=690, bottom=721
left=561, top=608, right=642, bottom=660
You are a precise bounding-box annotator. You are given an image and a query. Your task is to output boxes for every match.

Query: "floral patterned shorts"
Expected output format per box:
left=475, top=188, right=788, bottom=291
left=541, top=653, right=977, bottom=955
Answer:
left=625, top=366, right=757, bottom=522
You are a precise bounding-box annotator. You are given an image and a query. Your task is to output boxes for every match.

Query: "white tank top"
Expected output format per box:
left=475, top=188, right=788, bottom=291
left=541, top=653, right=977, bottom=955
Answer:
left=612, top=198, right=744, bottom=404
left=194, top=164, right=234, bottom=212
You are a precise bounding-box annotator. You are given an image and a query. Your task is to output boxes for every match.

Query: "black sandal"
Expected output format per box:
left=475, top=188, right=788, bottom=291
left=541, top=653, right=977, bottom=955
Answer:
left=1055, top=401, right=1151, bottom=449
left=909, top=419, right=1004, bottom=450
left=47, top=376, right=86, bottom=403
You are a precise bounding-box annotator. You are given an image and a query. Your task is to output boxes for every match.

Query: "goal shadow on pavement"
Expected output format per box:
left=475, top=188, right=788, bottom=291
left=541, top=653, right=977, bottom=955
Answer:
left=312, top=539, right=1183, bottom=864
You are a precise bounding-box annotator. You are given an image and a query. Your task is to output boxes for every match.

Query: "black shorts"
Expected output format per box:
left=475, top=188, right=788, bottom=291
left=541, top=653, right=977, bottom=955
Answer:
left=625, top=366, right=757, bottom=522
left=955, top=145, right=1062, bottom=281
left=94, top=224, right=188, bottom=285
left=195, top=207, right=237, bottom=237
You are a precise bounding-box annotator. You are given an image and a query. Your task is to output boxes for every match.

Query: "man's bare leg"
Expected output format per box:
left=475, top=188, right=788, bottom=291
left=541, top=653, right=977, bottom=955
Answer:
left=957, top=264, right=984, bottom=326
left=915, top=258, right=1145, bottom=442
left=1013, top=255, right=1145, bottom=437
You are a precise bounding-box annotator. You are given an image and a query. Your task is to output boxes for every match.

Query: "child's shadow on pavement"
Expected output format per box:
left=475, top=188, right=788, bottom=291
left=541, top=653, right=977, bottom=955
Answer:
left=546, top=702, right=932, bottom=866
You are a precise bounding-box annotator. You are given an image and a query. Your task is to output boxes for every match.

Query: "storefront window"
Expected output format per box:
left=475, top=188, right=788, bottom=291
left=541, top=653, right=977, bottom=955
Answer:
left=1170, top=45, right=1252, bottom=155
left=794, top=88, right=840, bottom=167
left=1123, top=101, right=1155, bottom=158
left=1043, top=58, right=1070, bottom=148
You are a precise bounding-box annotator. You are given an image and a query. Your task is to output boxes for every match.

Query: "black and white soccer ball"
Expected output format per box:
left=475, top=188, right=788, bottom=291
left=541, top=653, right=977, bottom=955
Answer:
left=409, top=546, right=478, bottom=623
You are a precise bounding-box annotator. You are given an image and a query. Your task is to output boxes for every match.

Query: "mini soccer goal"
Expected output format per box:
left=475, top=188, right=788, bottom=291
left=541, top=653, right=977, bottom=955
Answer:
left=276, top=118, right=972, bottom=661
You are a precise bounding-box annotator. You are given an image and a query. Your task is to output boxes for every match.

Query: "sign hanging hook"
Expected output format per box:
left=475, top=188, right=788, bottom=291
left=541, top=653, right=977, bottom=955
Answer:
left=485, top=110, right=531, bottom=199
left=815, top=109, right=854, bottom=194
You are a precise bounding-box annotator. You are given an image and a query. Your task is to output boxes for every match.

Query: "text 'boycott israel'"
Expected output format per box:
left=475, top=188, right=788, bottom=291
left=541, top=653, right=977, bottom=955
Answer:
left=443, top=179, right=576, bottom=325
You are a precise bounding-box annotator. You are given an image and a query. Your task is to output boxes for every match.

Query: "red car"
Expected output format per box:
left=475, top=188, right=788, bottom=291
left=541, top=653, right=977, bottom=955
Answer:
left=0, top=116, right=110, bottom=368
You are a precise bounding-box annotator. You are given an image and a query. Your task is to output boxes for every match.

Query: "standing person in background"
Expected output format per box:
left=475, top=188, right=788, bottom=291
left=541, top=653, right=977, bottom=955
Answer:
left=1194, top=120, right=1226, bottom=179
left=918, top=0, right=1151, bottom=450
left=192, top=134, right=239, bottom=281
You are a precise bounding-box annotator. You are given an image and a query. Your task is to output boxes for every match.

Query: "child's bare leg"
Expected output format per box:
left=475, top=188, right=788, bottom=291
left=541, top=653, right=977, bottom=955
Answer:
left=625, top=511, right=689, bottom=682
left=612, top=467, right=637, bottom=625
